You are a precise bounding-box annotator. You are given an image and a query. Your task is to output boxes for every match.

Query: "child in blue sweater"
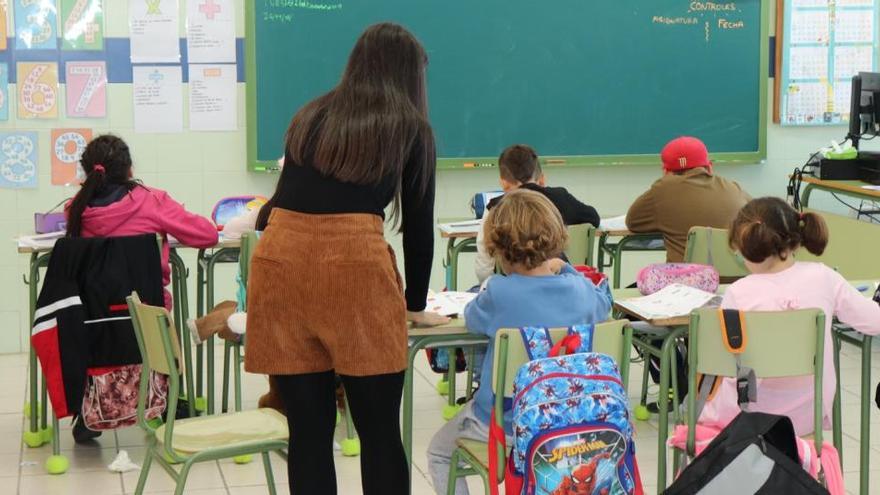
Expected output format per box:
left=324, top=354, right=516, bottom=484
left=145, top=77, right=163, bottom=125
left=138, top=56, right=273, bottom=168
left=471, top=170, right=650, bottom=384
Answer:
left=427, top=188, right=611, bottom=494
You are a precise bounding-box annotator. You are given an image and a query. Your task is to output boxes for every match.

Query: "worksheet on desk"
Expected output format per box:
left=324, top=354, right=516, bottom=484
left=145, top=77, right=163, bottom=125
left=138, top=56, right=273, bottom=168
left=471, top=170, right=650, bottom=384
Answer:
left=616, top=284, right=719, bottom=320
left=426, top=291, right=477, bottom=317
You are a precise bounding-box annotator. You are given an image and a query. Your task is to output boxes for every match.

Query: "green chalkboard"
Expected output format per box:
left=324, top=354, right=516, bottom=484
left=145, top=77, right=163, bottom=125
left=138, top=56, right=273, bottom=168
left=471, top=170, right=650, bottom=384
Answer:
left=246, top=1, right=769, bottom=171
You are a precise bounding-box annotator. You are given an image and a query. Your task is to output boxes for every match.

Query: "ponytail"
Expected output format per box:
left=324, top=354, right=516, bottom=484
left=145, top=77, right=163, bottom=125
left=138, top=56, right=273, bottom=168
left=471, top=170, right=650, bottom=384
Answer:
left=65, top=166, right=105, bottom=237
left=799, top=211, right=828, bottom=256
left=65, top=134, right=136, bottom=237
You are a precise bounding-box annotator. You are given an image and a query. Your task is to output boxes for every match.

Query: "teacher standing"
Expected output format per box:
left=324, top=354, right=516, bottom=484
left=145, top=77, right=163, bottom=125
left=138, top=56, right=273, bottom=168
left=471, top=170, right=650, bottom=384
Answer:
left=245, top=23, right=448, bottom=495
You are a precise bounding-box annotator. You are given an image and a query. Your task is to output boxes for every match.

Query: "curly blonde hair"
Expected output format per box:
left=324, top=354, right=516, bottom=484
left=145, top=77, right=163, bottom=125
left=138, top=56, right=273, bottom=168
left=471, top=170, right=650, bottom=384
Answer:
left=484, top=188, right=568, bottom=270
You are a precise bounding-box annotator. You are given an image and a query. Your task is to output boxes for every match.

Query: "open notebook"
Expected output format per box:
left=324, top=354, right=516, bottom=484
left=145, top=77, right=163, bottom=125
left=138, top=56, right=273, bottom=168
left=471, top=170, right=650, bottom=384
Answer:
left=615, top=284, right=721, bottom=321
left=425, top=290, right=477, bottom=317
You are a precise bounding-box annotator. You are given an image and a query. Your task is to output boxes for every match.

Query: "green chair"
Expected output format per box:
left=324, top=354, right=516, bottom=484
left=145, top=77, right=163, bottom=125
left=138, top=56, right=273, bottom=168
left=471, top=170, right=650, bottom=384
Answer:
left=676, top=308, right=826, bottom=479
left=566, top=223, right=598, bottom=267
left=683, top=227, right=749, bottom=283
left=127, top=292, right=287, bottom=495
left=446, top=320, right=633, bottom=494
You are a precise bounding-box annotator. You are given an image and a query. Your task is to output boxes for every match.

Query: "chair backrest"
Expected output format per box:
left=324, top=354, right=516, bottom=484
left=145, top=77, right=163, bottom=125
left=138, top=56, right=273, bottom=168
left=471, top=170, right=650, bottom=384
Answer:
left=239, top=231, right=259, bottom=309
left=796, top=209, right=880, bottom=280
left=565, top=223, right=597, bottom=266
left=493, top=319, right=631, bottom=398
left=683, top=227, right=748, bottom=281
left=687, top=307, right=826, bottom=452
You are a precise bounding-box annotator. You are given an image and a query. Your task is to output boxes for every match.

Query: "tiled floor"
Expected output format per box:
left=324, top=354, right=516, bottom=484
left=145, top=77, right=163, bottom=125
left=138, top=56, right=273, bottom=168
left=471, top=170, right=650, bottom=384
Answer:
left=1, top=342, right=879, bottom=495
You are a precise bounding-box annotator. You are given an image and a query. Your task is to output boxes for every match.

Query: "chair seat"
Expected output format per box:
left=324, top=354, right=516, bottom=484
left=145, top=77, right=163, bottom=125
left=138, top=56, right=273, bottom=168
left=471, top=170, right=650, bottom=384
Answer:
left=156, top=408, right=288, bottom=453
left=456, top=438, right=490, bottom=469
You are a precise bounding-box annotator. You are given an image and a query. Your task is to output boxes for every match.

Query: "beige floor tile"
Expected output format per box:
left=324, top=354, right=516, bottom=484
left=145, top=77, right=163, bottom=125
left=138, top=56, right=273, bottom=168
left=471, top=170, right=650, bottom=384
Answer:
left=20, top=447, right=119, bottom=476
left=219, top=453, right=288, bottom=486
left=19, top=471, right=124, bottom=495
left=228, top=484, right=289, bottom=495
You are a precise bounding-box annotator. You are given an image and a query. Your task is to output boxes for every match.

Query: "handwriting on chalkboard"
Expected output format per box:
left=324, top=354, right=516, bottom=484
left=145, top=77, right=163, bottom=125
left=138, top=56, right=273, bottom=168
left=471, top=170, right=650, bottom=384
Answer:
left=263, top=0, right=343, bottom=24
left=651, top=1, right=744, bottom=42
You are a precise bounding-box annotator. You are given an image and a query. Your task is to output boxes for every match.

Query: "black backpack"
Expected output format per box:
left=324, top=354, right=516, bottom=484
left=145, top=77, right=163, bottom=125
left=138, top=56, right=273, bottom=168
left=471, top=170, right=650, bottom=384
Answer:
left=665, top=412, right=829, bottom=495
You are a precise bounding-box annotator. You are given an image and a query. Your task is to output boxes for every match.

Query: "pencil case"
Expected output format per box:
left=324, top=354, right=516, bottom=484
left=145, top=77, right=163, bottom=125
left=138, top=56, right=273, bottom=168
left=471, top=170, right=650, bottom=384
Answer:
left=34, top=199, right=69, bottom=234
left=636, top=263, right=719, bottom=296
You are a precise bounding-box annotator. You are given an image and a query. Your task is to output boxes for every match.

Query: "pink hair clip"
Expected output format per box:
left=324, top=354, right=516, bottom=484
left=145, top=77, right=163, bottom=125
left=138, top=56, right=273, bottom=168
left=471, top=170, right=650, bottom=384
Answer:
left=93, top=164, right=105, bottom=174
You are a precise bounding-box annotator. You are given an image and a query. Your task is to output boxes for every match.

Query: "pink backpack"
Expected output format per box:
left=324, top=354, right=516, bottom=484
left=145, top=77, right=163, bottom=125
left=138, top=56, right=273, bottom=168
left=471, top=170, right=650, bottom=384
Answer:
left=80, top=364, right=167, bottom=430
left=636, top=263, right=719, bottom=295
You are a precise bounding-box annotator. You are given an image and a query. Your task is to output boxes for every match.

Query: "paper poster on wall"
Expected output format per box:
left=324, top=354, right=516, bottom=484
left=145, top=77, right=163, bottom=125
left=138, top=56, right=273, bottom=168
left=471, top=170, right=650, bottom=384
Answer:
left=133, top=65, right=183, bottom=133
left=17, top=62, right=59, bottom=119
left=0, top=64, right=9, bottom=121
left=61, top=0, right=104, bottom=50
left=51, top=128, right=91, bottom=185
left=14, top=0, right=58, bottom=50
left=0, top=132, right=38, bottom=189
left=187, top=0, right=235, bottom=63
left=0, top=2, right=9, bottom=51
left=130, top=0, right=181, bottom=63
left=66, top=61, right=107, bottom=118
left=189, top=64, right=236, bottom=131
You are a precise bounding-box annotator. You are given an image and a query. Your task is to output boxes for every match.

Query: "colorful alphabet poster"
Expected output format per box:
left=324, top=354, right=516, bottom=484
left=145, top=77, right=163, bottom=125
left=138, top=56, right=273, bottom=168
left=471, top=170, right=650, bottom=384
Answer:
left=0, top=64, right=9, bottom=121
left=51, top=128, right=91, bottom=185
left=780, top=0, right=880, bottom=125
left=14, top=0, right=59, bottom=50
left=0, top=132, right=38, bottom=189
left=61, top=0, right=104, bottom=50
left=17, top=62, right=59, bottom=119
left=66, top=61, right=107, bottom=117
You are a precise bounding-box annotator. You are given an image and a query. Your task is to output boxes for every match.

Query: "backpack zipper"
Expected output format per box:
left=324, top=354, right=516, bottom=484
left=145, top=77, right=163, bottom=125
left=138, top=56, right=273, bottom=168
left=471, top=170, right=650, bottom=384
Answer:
left=514, top=372, right=623, bottom=404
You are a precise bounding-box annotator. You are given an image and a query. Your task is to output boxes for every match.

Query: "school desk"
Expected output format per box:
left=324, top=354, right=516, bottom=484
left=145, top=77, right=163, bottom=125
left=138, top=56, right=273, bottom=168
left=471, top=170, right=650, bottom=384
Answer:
left=438, top=220, right=479, bottom=291
left=596, top=230, right=665, bottom=289
left=403, top=320, right=487, bottom=488
left=799, top=176, right=880, bottom=209
left=15, top=236, right=234, bottom=473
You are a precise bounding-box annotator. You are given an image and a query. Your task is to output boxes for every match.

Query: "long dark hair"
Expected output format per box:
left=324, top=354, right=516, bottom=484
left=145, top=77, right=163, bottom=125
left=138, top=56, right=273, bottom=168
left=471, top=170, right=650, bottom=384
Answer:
left=66, top=135, right=139, bottom=237
left=258, top=22, right=435, bottom=229
left=729, top=197, right=829, bottom=262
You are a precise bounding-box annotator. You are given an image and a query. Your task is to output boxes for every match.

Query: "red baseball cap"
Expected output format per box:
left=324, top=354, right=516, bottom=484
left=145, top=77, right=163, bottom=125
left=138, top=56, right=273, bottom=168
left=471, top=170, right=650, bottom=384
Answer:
left=661, top=137, right=712, bottom=171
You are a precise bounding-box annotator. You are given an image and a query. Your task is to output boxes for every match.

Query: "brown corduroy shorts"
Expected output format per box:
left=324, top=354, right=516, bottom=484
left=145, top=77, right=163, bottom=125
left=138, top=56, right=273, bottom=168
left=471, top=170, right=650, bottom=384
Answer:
left=244, top=208, right=408, bottom=376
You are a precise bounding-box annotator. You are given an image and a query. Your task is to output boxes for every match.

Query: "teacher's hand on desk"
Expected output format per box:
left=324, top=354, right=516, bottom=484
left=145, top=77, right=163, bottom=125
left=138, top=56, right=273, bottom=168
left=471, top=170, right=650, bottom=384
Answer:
left=407, top=311, right=451, bottom=327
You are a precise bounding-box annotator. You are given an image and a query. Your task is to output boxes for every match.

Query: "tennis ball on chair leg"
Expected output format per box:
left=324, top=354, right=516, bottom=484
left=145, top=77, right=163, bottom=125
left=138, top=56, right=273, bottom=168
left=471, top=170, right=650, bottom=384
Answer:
left=22, top=430, right=43, bottom=448
left=341, top=438, right=361, bottom=457
left=436, top=379, right=449, bottom=396
left=45, top=455, right=69, bottom=474
left=442, top=404, right=463, bottom=421
left=634, top=405, right=650, bottom=421
left=40, top=426, right=54, bottom=444
left=233, top=455, right=253, bottom=464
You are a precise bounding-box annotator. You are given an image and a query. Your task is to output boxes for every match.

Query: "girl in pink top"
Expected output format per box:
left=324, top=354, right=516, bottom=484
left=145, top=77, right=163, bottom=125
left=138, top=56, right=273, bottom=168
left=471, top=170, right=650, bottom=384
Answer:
left=65, top=135, right=218, bottom=309
left=699, top=197, right=880, bottom=436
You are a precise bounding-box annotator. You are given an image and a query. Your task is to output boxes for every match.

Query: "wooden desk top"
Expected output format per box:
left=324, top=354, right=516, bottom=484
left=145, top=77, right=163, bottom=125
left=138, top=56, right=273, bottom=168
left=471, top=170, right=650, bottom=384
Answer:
left=16, top=236, right=242, bottom=254
left=409, top=318, right=474, bottom=337
left=800, top=177, right=880, bottom=199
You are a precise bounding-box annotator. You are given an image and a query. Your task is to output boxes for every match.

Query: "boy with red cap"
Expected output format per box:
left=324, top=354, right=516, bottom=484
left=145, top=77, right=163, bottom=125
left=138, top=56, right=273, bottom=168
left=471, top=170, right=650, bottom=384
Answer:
left=626, top=136, right=750, bottom=262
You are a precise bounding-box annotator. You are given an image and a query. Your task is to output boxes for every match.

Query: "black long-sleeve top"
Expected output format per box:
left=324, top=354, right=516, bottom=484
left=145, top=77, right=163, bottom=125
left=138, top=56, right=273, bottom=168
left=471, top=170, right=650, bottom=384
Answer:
left=274, top=148, right=435, bottom=313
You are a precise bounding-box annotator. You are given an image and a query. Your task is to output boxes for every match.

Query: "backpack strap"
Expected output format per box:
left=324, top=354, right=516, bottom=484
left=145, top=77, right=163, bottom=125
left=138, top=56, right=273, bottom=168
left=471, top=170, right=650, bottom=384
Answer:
left=719, top=308, right=756, bottom=407
left=487, top=409, right=506, bottom=495
left=519, top=326, right=554, bottom=360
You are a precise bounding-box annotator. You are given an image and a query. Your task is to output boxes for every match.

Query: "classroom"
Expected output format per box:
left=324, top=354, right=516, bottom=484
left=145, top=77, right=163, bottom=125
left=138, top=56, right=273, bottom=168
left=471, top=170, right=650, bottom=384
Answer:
left=1, top=1, right=880, bottom=494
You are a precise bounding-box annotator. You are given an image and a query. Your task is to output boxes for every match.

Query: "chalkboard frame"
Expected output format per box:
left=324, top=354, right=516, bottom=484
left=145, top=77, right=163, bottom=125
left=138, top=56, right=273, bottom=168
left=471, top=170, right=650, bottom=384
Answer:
left=245, top=1, right=770, bottom=172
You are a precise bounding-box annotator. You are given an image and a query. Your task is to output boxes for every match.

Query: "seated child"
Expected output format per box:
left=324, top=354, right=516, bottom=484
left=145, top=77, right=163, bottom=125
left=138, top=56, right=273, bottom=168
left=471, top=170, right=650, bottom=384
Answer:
left=475, top=144, right=600, bottom=284
left=66, top=134, right=218, bottom=309
left=428, top=188, right=611, bottom=495
left=626, top=136, right=751, bottom=263
left=65, top=134, right=218, bottom=442
left=701, top=197, right=880, bottom=435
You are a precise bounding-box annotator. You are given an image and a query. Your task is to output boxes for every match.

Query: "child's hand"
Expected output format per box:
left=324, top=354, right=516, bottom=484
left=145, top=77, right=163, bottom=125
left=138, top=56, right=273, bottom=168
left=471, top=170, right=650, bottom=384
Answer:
left=548, top=258, right=567, bottom=274
left=407, top=311, right=451, bottom=327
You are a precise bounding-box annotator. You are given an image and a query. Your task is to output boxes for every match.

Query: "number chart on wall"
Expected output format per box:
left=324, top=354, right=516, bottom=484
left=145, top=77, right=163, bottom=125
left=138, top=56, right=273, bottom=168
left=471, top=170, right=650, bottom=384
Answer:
left=0, top=0, right=245, bottom=189
left=778, top=0, right=880, bottom=126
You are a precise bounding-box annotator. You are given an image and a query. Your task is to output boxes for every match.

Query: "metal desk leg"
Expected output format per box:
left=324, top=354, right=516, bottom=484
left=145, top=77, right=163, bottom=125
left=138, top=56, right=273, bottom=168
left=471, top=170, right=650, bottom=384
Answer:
left=858, top=335, right=872, bottom=495
left=25, top=253, right=40, bottom=446
left=657, top=328, right=686, bottom=492
left=832, top=331, right=843, bottom=458
left=170, top=250, right=195, bottom=418
left=195, top=250, right=206, bottom=411
left=447, top=238, right=477, bottom=292
left=801, top=184, right=815, bottom=209
left=444, top=238, right=455, bottom=290
left=403, top=340, right=421, bottom=473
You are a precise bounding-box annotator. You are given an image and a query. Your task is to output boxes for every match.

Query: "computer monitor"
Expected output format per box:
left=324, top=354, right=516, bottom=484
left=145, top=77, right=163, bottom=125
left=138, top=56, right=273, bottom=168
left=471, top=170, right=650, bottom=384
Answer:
left=849, top=72, right=880, bottom=150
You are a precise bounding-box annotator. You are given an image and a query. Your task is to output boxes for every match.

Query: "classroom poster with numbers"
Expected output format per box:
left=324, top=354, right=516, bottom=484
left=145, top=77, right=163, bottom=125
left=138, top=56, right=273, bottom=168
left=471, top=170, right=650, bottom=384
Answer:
left=61, top=0, right=105, bottom=50
left=780, top=0, right=880, bottom=126
left=17, top=62, right=59, bottom=119
left=0, top=132, right=38, bottom=189
left=66, top=61, right=107, bottom=117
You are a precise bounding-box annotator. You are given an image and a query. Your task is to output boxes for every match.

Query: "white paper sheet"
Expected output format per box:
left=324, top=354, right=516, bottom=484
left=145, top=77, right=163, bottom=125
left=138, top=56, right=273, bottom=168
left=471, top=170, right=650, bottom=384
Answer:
left=438, top=220, right=481, bottom=235
left=130, top=0, right=180, bottom=63
left=188, top=64, right=236, bottom=131
left=425, top=291, right=477, bottom=317
left=599, top=215, right=627, bottom=231
left=615, top=284, right=719, bottom=321
left=186, top=0, right=235, bottom=63
left=133, top=66, right=183, bottom=133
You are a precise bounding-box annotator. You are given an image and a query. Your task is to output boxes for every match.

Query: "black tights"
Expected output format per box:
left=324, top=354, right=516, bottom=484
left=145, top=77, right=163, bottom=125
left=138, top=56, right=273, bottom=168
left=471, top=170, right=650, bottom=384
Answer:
left=275, top=371, right=409, bottom=495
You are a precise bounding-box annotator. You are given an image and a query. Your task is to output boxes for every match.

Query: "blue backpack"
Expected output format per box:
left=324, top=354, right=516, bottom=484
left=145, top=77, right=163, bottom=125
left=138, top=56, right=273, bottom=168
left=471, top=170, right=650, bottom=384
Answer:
left=490, top=325, right=643, bottom=495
